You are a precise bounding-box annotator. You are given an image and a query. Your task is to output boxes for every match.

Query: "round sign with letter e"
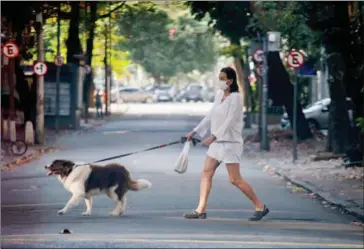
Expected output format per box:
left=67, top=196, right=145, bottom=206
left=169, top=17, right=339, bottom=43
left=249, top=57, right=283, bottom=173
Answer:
left=2, top=42, right=19, bottom=59
left=253, top=49, right=264, bottom=63
left=54, top=56, right=64, bottom=66
left=287, top=50, right=304, bottom=69
left=33, top=62, right=48, bottom=76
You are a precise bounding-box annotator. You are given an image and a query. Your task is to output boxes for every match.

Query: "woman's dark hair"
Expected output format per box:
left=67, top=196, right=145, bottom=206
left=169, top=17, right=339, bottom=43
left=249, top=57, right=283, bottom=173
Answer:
left=220, top=67, right=239, bottom=93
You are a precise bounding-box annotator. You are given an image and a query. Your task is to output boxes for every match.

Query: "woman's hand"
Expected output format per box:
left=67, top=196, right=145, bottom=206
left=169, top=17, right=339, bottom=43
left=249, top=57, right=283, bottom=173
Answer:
left=186, top=131, right=196, bottom=141
left=202, top=135, right=216, bottom=146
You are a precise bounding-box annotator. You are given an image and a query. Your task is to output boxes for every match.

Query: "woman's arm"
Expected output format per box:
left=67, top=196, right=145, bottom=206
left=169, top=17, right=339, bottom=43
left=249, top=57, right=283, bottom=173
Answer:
left=212, top=94, right=242, bottom=140
left=192, top=91, right=222, bottom=138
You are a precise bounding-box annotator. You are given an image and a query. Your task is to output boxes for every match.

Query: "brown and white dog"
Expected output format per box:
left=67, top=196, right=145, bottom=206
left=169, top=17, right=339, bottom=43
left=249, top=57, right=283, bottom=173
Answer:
left=45, top=160, right=152, bottom=216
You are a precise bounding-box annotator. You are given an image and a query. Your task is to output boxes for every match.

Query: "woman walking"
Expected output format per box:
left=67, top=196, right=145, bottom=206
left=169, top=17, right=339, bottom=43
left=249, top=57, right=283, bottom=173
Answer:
left=184, top=67, right=269, bottom=221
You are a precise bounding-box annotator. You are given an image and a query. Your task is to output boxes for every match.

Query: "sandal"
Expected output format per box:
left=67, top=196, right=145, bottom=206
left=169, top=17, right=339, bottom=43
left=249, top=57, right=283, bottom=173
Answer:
left=184, top=210, right=207, bottom=219
left=249, top=205, right=269, bottom=221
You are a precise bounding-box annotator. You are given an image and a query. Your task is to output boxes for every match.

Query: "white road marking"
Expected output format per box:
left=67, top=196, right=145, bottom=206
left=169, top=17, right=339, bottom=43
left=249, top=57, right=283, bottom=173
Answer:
left=1, top=235, right=362, bottom=248
left=0, top=203, right=324, bottom=215
left=102, top=130, right=129, bottom=135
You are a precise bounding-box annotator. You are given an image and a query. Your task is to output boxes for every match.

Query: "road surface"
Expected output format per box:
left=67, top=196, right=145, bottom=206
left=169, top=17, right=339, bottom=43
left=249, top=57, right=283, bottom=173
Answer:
left=1, top=103, right=363, bottom=248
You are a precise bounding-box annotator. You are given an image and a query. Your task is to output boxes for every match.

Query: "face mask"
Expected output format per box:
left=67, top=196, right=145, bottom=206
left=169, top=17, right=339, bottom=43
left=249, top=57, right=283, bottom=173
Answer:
left=218, top=80, right=229, bottom=91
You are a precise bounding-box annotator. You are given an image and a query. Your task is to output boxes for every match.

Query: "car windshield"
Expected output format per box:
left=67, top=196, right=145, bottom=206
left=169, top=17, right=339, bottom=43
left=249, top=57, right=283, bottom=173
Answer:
left=305, top=99, right=330, bottom=108
left=190, top=85, right=202, bottom=91
left=158, top=85, right=171, bottom=90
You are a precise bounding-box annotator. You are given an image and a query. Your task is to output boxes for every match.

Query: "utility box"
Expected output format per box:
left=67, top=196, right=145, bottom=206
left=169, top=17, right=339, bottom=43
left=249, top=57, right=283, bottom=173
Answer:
left=43, top=63, right=85, bottom=129
left=267, top=31, right=281, bottom=52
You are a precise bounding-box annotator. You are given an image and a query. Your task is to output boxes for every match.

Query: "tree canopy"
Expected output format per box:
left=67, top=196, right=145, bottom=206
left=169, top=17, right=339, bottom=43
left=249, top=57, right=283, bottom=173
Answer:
left=116, top=2, right=217, bottom=82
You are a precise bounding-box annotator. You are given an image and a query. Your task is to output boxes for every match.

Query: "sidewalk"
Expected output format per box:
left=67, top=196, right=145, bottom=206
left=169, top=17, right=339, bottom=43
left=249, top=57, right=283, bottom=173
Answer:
left=244, top=129, right=364, bottom=223
left=1, top=106, right=128, bottom=171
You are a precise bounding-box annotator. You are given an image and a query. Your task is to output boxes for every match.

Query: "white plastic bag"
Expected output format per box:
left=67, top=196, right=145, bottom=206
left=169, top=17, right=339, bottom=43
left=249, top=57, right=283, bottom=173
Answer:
left=174, top=141, right=190, bottom=174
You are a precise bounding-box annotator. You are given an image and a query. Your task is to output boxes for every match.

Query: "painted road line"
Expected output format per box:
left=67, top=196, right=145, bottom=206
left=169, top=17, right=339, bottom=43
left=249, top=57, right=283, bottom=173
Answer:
left=2, top=236, right=363, bottom=248
left=2, top=233, right=362, bottom=242
left=102, top=130, right=129, bottom=135
left=0, top=204, right=325, bottom=215
left=164, top=217, right=361, bottom=231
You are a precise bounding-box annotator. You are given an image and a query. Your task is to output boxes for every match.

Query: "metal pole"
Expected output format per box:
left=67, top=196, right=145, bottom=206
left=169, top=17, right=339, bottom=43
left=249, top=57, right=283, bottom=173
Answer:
left=261, top=36, right=269, bottom=151
left=244, top=46, right=251, bottom=129
left=293, top=70, right=299, bottom=162
left=104, top=21, right=108, bottom=117
left=7, top=23, right=15, bottom=123
left=55, top=4, right=61, bottom=132
left=35, top=13, right=45, bottom=144
left=108, top=9, right=112, bottom=114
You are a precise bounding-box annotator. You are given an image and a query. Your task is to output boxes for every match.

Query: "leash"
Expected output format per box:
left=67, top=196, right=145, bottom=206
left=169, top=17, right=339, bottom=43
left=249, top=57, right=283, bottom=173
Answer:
left=91, top=136, right=201, bottom=164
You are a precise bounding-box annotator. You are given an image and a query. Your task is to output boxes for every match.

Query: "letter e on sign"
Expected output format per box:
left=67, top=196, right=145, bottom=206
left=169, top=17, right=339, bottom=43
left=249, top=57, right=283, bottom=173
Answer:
left=2, top=42, right=19, bottom=59
left=287, top=50, right=304, bottom=69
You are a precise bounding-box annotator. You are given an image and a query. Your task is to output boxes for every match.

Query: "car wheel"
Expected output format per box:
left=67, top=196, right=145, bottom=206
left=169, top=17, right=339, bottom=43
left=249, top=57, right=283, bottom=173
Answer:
left=308, top=119, right=320, bottom=131
left=145, top=97, right=153, bottom=104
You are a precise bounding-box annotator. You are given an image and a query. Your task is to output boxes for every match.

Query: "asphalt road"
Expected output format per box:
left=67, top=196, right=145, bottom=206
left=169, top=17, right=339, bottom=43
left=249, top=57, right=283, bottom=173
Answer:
left=1, top=103, right=363, bottom=248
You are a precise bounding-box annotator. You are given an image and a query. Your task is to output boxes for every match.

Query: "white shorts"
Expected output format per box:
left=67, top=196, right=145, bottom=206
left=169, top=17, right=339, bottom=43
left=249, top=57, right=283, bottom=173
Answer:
left=206, top=142, right=243, bottom=164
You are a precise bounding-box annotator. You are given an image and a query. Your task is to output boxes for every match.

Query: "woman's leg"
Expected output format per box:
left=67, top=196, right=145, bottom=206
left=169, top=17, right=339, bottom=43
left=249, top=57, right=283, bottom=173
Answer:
left=195, top=155, right=219, bottom=213
left=184, top=155, right=219, bottom=219
left=226, top=163, right=264, bottom=210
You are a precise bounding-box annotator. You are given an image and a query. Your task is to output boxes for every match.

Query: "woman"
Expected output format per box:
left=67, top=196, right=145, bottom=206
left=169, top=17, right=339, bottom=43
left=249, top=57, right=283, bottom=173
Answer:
left=184, top=67, right=269, bottom=221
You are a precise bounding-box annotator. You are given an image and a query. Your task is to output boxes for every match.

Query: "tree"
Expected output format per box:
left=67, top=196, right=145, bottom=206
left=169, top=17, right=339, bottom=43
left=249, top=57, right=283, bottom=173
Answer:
left=301, top=2, right=363, bottom=154
left=188, top=1, right=313, bottom=139
left=116, top=2, right=217, bottom=82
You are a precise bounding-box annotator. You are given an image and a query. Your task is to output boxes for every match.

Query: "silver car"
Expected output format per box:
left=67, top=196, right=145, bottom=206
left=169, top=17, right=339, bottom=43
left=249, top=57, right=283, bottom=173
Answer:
left=280, top=98, right=354, bottom=130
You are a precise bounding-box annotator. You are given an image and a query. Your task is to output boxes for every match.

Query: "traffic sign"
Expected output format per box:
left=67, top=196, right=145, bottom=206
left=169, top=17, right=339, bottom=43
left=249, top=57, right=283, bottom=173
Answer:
left=2, top=42, right=19, bottom=58
left=255, top=65, right=263, bottom=76
left=33, top=62, right=48, bottom=76
left=253, top=49, right=264, bottom=63
left=84, top=65, right=91, bottom=74
left=286, top=50, right=304, bottom=69
left=54, top=56, right=64, bottom=66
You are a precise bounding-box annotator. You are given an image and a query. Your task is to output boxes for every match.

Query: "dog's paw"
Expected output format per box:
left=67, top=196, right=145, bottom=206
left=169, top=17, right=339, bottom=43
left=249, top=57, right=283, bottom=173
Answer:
left=82, top=211, right=91, bottom=216
left=109, top=211, right=120, bottom=216
left=57, top=209, right=66, bottom=215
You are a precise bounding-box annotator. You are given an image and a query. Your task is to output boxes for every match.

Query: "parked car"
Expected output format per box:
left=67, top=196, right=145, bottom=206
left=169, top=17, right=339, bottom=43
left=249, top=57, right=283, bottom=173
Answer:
left=154, top=84, right=177, bottom=102
left=175, top=83, right=209, bottom=102
left=111, top=87, right=155, bottom=103
left=280, top=98, right=354, bottom=130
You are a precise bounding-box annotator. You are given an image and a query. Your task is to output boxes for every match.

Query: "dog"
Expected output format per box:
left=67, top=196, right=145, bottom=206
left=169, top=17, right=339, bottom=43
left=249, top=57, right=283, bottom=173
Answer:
left=45, top=159, right=152, bottom=216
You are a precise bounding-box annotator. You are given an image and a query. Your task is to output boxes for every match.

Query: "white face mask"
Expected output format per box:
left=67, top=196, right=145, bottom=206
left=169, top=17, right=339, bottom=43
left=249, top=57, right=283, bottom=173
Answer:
left=218, top=80, right=229, bottom=91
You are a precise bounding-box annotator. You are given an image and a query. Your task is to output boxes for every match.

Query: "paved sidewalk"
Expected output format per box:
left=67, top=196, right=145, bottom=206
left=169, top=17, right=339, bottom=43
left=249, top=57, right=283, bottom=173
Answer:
left=1, top=106, right=128, bottom=171
left=244, top=138, right=364, bottom=222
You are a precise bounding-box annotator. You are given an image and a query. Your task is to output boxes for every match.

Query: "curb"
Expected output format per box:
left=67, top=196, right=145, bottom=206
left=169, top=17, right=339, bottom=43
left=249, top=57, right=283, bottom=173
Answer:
left=1, top=108, right=130, bottom=171
left=269, top=167, right=364, bottom=223
left=1, top=146, right=58, bottom=171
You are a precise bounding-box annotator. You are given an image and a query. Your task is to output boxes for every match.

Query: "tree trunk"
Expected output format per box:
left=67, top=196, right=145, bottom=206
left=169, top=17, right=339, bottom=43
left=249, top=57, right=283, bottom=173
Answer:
left=325, top=51, right=351, bottom=153
left=267, top=52, right=313, bottom=140
left=344, top=1, right=364, bottom=164
left=66, top=1, right=82, bottom=64
left=84, top=2, right=97, bottom=121
left=233, top=58, right=246, bottom=110
left=230, top=39, right=247, bottom=113
left=321, top=3, right=351, bottom=154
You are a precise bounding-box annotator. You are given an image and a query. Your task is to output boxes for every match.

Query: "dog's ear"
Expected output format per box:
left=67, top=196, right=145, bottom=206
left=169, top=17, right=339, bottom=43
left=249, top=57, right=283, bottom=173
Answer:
left=62, top=160, right=75, bottom=168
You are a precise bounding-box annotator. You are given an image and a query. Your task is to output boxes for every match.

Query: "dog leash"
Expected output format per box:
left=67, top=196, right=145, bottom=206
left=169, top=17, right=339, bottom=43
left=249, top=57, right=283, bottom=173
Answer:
left=91, top=137, right=201, bottom=164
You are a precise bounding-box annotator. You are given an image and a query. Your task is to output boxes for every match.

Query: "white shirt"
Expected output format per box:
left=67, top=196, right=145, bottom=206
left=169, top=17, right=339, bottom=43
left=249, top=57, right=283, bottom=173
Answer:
left=193, top=91, right=244, bottom=144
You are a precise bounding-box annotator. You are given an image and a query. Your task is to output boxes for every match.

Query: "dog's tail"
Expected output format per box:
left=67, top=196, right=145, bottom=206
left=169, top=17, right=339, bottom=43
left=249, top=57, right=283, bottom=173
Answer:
left=128, top=179, right=152, bottom=191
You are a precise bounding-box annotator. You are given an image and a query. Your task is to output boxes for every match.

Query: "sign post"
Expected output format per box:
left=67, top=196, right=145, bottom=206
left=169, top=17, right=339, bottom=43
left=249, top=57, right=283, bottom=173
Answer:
left=2, top=30, right=19, bottom=142
left=261, top=37, right=269, bottom=151
left=55, top=5, right=62, bottom=132
left=286, top=50, right=305, bottom=163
